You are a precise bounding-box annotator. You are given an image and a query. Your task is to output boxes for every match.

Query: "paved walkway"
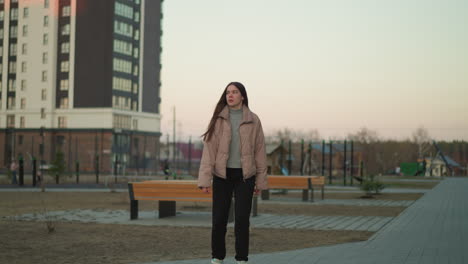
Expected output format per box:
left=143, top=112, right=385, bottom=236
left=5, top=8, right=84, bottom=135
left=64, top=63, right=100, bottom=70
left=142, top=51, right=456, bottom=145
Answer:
left=140, top=177, right=468, bottom=264
left=262, top=198, right=414, bottom=207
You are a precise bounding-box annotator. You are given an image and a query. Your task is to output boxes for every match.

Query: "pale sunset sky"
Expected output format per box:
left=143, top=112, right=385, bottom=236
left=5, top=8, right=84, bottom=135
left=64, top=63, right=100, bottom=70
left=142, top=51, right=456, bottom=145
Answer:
left=159, top=0, right=468, bottom=142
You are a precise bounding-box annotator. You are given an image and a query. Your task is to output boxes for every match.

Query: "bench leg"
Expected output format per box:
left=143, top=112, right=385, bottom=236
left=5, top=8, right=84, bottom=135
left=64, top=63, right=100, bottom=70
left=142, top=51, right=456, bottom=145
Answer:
left=310, top=186, right=315, bottom=202
left=130, top=200, right=139, bottom=220
left=302, top=189, right=309, bottom=201
left=159, top=201, right=176, bottom=218
left=261, top=190, right=270, bottom=200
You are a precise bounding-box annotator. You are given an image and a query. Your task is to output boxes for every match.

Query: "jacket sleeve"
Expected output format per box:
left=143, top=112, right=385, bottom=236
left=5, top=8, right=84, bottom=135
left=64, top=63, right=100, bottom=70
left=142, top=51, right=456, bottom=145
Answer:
left=197, top=140, right=214, bottom=188
left=254, top=119, right=268, bottom=190
left=198, top=121, right=219, bottom=188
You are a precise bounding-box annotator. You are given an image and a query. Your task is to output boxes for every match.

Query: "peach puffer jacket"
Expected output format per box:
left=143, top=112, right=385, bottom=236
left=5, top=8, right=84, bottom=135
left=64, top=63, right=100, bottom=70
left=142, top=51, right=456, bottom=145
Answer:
left=198, top=105, right=268, bottom=190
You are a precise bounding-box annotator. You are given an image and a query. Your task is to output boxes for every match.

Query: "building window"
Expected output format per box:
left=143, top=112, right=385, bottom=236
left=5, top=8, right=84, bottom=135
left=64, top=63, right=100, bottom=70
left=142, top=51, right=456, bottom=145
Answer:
left=18, top=135, right=24, bottom=145
left=134, top=30, right=139, bottom=40
left=8, top=79, right=16, bottom=91
left=60, top=79, right=69, bottom=90
left=42, top=71, right=47, bottom=82
left=132, top=83, right=138, bottom=94
left=0, top=10, right=4, bottom=21
left=7, top=115, right=15, bottom=128
left=10, top=8, right=18, bottom=21
left=62, top=6, right=71, bottom=17
left=133, top=65, right=138, bottom=76
left=114, top=21, right=133, bottom=37
left=21, top=80, right=26, bottom=91
left=21, top=62, right=27, bottom=73
left=0, top=28, right=3, bottom=39
left=20, top=117, right=25, bottom=128
left=9, top=43, right=17, bottom=56
left=113, top=39, right=132, bottom=56
left=20, top=98, right=26, bottom=109
left=23, top=7, right=29, bottom=18
left=7, top=97, right=15, bottom=109
left=22, top=43, right=27, bottom=55
left=43, top=16, right=49, bottom=27
left=10, top=26, right=17, bottom=38
left=59, top=98, right=68, bottom=109
left=9, top=61, right=16, bottom=74
left=60, top=61, right=69, bottom=72
left=43, top=34, right=48, bottom=45
left=113, top=58, right=132, bottom=74
left=115, top=2, right=133, bottom=19
left=113, top=114, right=131, bottom=129
left=41, top=108, right=46, bottom=119
left=132, top=101, right=137, bottom=111
left=41, top=89, right=46, bottom=100
left=133, top=119, right=138, bottom=130
left=113, top=77, right=132, bottom=92
left=134, top=12, right=140, bottom=22
left=22, top=25, right=28, bottom=37
left=42, top=52, right=48, bottom=64
left=61, top=24, right=70, bottom=35
left=58, top=116, right=67, bottom=128
left=133, top=47, right=139, bottom=58
left=61, top=42, right=70, bottom=53
left=44, top=0, right=49, bottom=8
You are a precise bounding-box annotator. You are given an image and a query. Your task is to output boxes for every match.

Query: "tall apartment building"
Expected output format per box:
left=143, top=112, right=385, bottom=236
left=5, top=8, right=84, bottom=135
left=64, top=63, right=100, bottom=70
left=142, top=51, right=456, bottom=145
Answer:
left=0, top=0, right=163, bottom=174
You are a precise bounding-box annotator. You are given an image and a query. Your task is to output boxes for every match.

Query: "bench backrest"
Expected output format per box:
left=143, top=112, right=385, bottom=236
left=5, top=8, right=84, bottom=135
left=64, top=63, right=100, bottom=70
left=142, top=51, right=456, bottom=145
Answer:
left=310, top=176, right=325, bottom=186
left=267, top=176, right=311, bottom=189
left=268, top=175, right=325, bottom=189
left=129, top=180, right=211, bottom=202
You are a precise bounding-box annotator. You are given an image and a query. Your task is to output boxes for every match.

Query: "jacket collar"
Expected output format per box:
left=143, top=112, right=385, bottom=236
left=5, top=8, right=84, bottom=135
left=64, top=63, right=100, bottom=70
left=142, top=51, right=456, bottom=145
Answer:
left=218, top=105, right=254, bottom=123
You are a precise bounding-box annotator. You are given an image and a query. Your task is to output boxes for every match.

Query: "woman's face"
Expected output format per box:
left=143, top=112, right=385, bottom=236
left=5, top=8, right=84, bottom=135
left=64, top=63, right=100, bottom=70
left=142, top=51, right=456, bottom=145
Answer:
left=226, top=85, right=244, bottom=109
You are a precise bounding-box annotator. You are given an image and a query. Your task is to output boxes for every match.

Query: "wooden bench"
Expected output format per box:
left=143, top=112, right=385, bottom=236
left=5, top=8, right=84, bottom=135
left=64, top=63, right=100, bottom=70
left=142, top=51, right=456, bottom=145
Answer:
left=128, top=180, right=258, bottom=220
left=261, top=175, right=325, bottom=201
left=310, top=176, right=325, bottom=201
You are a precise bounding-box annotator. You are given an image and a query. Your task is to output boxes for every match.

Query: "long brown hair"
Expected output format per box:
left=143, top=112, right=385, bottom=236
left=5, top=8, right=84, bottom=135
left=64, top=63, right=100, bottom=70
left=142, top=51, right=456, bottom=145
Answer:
left=202, top=82, right=249, bottom=141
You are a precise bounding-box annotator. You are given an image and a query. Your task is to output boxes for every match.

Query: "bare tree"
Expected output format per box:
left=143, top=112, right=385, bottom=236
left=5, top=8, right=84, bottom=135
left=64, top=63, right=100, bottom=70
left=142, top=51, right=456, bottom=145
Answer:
left=267, top=128, right=321, bottom=143
left=347, top=127, right=379, bottom=143
left=411, top=126, right=431, bottom=159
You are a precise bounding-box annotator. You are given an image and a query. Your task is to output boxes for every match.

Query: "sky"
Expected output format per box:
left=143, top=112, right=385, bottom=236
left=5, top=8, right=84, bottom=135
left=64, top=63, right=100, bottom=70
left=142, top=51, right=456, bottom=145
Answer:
left=159, top=0, right=468, bottom=142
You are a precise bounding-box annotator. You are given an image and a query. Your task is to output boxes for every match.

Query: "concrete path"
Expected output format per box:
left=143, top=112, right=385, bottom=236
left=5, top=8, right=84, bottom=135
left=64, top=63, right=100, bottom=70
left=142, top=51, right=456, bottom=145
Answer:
left=261, top=198, right=414, bottom=207
left=139, top=177, right=468, bottom=264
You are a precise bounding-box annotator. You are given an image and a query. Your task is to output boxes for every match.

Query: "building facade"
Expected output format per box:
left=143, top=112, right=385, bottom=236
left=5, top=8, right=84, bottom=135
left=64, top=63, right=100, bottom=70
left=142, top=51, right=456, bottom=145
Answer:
left=0, top=0, right=163, bottom=174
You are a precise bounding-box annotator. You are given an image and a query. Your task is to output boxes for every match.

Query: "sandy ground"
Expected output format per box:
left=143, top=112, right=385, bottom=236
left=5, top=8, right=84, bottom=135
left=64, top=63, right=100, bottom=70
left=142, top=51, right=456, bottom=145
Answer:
left=0, top=191, right=422, bottom=264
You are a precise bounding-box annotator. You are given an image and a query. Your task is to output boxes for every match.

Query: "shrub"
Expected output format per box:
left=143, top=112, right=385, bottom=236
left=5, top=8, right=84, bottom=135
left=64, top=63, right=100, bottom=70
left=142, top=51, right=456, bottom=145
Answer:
left=360, top=175, right=386, bottom=197
left=361, top=180, right=375, bottom=197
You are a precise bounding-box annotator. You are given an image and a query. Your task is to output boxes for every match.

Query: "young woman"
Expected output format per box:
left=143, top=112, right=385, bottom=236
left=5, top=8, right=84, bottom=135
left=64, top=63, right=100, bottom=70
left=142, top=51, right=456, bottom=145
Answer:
left=198, top=82, right=268, bottom=264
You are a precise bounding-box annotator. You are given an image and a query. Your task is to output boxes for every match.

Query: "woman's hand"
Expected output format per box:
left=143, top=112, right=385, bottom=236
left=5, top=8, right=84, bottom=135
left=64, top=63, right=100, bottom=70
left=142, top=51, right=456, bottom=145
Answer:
left=254, top=187, right=260, bottom=195
left=200, top=187, right=211, bottom=194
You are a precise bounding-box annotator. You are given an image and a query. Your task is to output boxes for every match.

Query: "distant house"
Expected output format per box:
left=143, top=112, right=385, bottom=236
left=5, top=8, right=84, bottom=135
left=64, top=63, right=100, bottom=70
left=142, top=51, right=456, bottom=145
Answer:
left=424, top=155, right=461, bottom=177
left=266, top=143, right=288, bottom=175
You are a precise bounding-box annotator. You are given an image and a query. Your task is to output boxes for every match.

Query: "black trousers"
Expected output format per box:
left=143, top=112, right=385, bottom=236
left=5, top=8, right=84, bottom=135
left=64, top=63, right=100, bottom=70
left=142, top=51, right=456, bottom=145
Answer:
left=212, top=168, right=255, bottom=261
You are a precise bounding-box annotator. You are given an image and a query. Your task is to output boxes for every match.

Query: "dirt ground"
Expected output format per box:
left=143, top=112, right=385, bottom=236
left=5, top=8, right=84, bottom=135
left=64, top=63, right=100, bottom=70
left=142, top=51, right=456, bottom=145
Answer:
left=0, top=221, right=372, bottom=264
left=0, top=191, right=420, bottom=264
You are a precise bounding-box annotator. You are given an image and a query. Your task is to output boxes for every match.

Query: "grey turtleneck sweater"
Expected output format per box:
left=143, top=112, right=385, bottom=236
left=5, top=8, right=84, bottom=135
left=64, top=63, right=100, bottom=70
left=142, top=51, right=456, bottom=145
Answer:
left=227, top=108, right=243, bottom=168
